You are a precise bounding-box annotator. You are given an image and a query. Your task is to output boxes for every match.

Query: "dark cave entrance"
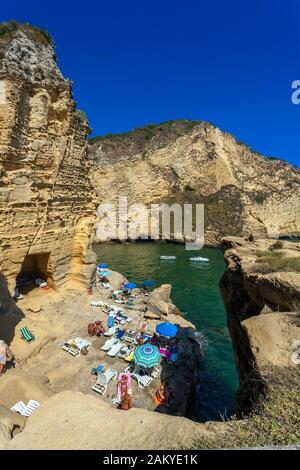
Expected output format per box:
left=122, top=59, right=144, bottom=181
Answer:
left=16, top=253, right=54, bottom=296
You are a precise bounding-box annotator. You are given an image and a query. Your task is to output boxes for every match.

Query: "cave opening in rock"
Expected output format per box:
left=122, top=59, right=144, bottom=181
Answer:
left=16, top=253, right=54, bottom=296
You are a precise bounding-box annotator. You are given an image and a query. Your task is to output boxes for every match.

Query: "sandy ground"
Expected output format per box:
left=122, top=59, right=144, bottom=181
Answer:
left=0, top=270, right=195, bottom=414
left=0, top=270, right=218, bottom=450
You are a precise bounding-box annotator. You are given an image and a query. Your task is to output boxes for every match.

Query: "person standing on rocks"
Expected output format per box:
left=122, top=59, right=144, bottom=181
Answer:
left=0, top=340, right=14, bottom=376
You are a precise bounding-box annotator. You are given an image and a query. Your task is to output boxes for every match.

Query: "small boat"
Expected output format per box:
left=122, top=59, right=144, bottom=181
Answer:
left=189, top=256, right=209, bottom=262
left=160, top=255, right=177, bottom=260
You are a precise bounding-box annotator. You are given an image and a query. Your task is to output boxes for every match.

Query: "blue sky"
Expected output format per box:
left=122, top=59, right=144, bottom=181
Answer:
left=2, top=0, right=299, bottom=166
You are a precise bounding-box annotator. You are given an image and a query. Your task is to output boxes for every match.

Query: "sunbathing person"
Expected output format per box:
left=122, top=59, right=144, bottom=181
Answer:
left=140, top=319, right=149, bottom=333
left=153, top=382, right=173, bottom=406
left=0, top=340, right=14, bottom=375
left=118, top=374, right=132, bottom=411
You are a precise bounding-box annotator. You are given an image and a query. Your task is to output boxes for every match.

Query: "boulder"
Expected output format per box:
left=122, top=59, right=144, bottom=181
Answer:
left=147, top=284, right=173, bottom=317
left=0, top=404, right=26, bottom=448
left=146, top=284, right=180, bottom=318
left=27, top=304, right=41, bottom=313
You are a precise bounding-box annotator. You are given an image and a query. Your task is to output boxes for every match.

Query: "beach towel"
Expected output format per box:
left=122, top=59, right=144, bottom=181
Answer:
left=107, top=315, right=114, bottom=328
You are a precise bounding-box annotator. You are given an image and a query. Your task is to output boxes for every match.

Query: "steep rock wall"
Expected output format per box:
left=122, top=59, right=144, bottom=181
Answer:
left=0, top=23, right=97, bottom=293
left=89, top=121, right=300, bottom=246
left=220, top=237, right=300, bottom=415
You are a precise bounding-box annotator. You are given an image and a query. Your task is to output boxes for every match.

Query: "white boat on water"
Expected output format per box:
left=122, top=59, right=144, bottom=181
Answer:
left=189, top=256, right=209, bottom=262
left=160, top=255, right=177, bottom=260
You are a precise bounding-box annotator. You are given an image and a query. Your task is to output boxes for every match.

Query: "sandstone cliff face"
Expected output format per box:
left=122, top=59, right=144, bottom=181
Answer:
left=0, top=23, right=97, bottom=293
left=88, top=121, right=300, bottom=246
left=220, top=237, right=300, bottom=415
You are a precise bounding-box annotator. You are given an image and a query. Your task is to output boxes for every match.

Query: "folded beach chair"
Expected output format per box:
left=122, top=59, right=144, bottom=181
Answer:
left=107, top=341, right=124, bottom=357
left=11, top=399, right=40, bottom=417
left=92, top=369, right=117, bottom=395
left=61, top=337, right=91, bottom=357
left=23, top=400, right=40, bottom=417
left=20, top=326, right=35, bottom=344
left=131, top=367, right=153, bottom=389
left=11, top=401, right=27, bottom=415
left=91, top=301, right=104, bottom=307
left=101, top=337, right=118, bottom=351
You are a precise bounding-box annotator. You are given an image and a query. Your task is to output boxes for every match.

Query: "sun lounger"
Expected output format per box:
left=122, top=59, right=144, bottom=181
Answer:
left=131, top=367, right=153, bottom=389
left=61, top=337, right=91, bottom=357
left=23, top=400, right=40, bottom=417
left=124, top=329, right=136, bottom=343
left=91, top=301, right=104, bottom=307
left=101, top=337, right=118, bottom=351
left=117, top=344, right=134, bottom=359
left=107, top=341, right=124, bottom=357
left=104, top=326, right=118, bottom=337
left=92, top=369, right=117, bottom=395
left=20, top=326, right=35, bottom=343
left=100, top=282, right=111, bottom=289
left=150, top=367, right=161, bottom=379
left=11, top=401, right=27, bottom=415
left=11, top=399, right=40, bottom=417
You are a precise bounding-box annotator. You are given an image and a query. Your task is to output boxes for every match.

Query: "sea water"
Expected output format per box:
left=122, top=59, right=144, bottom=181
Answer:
left=93, top=242, right=239, bottom=422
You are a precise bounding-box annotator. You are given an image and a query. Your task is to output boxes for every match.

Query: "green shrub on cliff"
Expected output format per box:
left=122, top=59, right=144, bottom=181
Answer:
left=255, top=251, right=300, bottom=273
left=193, top=366, right=300, bottom=448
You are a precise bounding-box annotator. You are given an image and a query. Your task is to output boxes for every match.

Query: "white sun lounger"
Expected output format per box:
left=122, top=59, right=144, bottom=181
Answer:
left=101, top=337, right=118, bottom=351
left=150, top=367, right=161, bottom=379
left=125, top=366, right=153, bottom=388
left=91, top=301, right=104, bottom=307
left=107, top=341, right=124, bottom=357
left=23, top=400, right=40, bottom=417
left=92, top=369, right=117, bottom=395
left=11, top=401, right=27, bottom=415
left=61, top=337, right=91, bottom=357
left=117, top=344, right=134, bottom=359
left=124, top=329, right=136, bottom=343
left=130, top=367, right=153, bottom=389
left=11, top=399, right=40, bottom=417
left=104, top=326, right=117, bottom=337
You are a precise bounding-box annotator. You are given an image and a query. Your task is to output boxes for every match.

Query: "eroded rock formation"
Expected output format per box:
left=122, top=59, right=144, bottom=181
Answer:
left=88, top=121, right=300, bottom=246
left=220, top=237, right=300, bottom=415
left=0, top=23, right=97, bottom=293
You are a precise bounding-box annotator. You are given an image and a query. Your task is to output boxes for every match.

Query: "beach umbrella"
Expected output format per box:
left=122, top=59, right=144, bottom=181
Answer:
left=156, top=322, right=178, bottom=338
left=134, top=344, right=161, bottom=369
left=142, top=280, right=155, bottom=288
left=124, top=282, right=137, bottom=290
left=98, top=263, right=108, bottom=269
left=99, top=270, right=111, bottom=277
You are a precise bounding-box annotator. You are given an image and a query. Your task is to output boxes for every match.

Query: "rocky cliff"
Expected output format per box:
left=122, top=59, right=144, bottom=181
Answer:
left=220, top=237, right=300, bottom=415
left=0, top=22, right=97, bottom=294
left=88, top=121, right=300, bottom=246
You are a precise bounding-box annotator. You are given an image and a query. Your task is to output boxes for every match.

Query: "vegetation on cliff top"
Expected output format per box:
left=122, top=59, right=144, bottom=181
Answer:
left=255, top=250, right=300, bottom=273
left=88, top=119, right=207, bottom=146
left=194, top=366, right=300, bottom=448
left=0, top=21, right=54, bottom=49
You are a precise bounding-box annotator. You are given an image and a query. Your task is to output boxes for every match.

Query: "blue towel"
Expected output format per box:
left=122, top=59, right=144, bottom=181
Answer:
left=107, top=315, right=114, bottom=328
left=116, top=329, right=125, bottom=339
left=91, top=364, right=105, bottom=374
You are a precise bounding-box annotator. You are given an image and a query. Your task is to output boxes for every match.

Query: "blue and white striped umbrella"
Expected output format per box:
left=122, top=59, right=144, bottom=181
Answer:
left=133, top=344, right=161, bottom=369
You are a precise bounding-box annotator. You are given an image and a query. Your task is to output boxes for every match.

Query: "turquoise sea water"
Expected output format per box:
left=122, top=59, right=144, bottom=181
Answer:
left=93, top=242, right=239, bottom=422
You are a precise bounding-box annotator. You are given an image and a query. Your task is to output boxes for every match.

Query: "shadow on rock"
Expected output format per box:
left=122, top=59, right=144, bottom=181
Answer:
left=158, top=325, right=202, bottom=420
left=0, top=273, right=24, bottom=345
